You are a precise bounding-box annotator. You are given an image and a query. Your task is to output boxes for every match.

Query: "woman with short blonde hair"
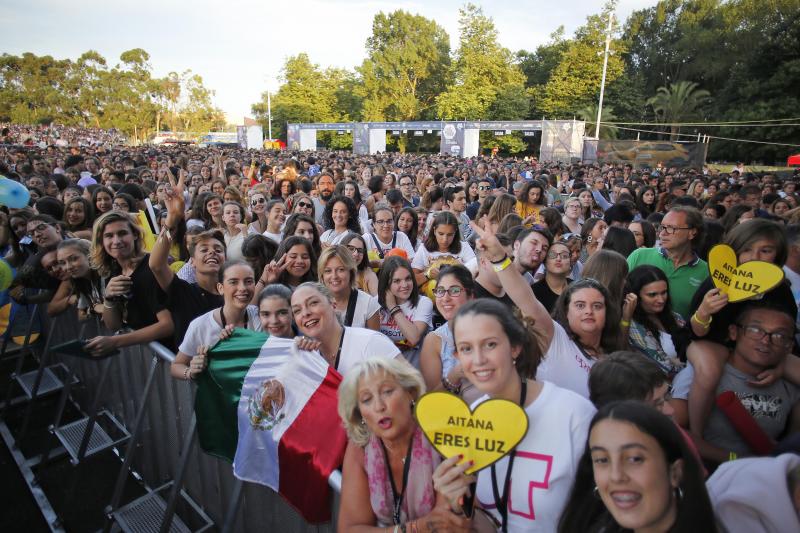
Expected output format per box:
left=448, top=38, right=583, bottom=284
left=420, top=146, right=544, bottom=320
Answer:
left=318, top=245, right=379, bottom=330
left=337, top=357, right=470, bottom=531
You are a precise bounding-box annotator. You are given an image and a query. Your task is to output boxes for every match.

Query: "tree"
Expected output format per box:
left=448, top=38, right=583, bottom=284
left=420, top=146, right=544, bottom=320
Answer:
left=356, top=10, right=450, bottom=121
left=436, top=3, right=526, bottom=122
left=252, top=54, right=351, bottom=142
left=537, top=2, right=627, bottom=118
left=646, top=80, right=710, bottom=139
left=577, top=102, right=619, bottom=139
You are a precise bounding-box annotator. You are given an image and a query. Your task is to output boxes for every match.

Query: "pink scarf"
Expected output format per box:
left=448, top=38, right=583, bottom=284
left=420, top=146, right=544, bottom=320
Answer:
left=364, top=426, right=439, bottom=526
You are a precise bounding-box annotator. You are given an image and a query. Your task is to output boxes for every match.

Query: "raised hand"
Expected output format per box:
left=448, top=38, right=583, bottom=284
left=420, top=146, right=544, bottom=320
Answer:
left=622, top=292, right=638, bottom=322
left=470, top=217, right=506, bottom=262
left=260, top=255, right=289, bottom=285
left=104, top=275, right=132, bottom=299
left=163, top=169, right=186, bottom=230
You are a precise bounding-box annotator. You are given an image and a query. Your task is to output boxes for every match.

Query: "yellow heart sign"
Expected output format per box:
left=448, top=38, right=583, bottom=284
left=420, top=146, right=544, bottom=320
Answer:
left=415, top=392, right=528, bottom=474
left=708, top=244, right=784, bottom=303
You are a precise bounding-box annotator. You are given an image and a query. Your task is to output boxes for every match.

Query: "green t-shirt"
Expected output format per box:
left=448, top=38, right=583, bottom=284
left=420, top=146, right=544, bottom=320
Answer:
left=627, top=247, right=709, bottom=320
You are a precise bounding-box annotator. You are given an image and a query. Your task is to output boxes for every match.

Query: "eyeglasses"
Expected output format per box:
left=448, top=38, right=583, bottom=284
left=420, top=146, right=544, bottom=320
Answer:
left=296, top=201, right=312, bottom=209
left=251, top=198, right=266, bottom=206
left=657, top=225, right=691, bottom=235
left=374, top=219, right=393, bottom=225
left=345, top=245, right=364, bottom=255
left=478, top=185, right=492, bottom=191
left=433, top=286, right=464, bottom=298
left=736, top=324, right=793, bottom=347
left=547, top=252, right=570, bottom=260
left=28, top=223, right=51, bottom=235
left=400, top=182, right=413, bottom=187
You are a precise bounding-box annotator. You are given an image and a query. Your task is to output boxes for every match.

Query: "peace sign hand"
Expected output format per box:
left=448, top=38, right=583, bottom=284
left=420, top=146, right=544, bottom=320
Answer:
left=470, top=217, right=506, bottom=263
left=260, top=255, right=289, bottom=285
left=163, top=170, right=186, bottom=229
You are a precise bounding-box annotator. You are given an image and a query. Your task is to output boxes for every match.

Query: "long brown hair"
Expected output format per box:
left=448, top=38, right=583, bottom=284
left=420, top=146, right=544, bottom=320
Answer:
left=90, top=211, right=144, bottom=277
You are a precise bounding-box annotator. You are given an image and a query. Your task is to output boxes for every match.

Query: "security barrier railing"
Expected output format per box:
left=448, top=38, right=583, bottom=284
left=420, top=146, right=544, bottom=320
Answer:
left=13, top=308, right=339, bottom=533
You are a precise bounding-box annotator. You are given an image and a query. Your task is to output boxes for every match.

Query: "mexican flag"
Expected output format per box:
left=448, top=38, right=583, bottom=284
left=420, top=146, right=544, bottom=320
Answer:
left=196, top=328, right=347, bottom=523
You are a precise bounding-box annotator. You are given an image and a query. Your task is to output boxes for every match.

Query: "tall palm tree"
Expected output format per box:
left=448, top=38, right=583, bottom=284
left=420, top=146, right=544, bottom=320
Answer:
left=647, top=81, right=711, bottom=140
left=577, top=103, right=618, bottom=140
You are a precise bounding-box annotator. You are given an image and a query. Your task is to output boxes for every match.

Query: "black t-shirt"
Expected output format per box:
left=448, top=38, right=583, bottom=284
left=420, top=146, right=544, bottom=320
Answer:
left=106, top=253, right=173, bottom=349
left=532, top=278, right=567, bottom=313
left=166, top=276, right=224, bottom=347
left=466, top=201, right=481, bottom=221
left=474, top=281, right=515, bottom=308
left=689, top=277, right=798, bottom=345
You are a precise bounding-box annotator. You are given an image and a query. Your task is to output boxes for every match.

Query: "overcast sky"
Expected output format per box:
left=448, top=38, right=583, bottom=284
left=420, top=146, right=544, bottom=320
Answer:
left=1, top=0, right=657, bottom=123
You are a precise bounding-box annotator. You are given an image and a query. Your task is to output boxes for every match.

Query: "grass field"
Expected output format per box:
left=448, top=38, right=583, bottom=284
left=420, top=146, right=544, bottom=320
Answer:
left=708, top=163, right=796, bottom=173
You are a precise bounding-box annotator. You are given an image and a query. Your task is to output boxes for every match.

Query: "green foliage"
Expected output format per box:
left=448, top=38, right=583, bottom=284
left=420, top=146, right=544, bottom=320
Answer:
left=0, top=49, right=224, bottom=143
left=646, top=80, right=711, bottom=139
left=252, top=54, right=355, bottom=140
left=537, top=2, right=627, bottom=117
left=436, top=4, right=526, bottom=120
left=577, top=103, right=619, bottom=139
left=357, top=10, right=450, bottom=121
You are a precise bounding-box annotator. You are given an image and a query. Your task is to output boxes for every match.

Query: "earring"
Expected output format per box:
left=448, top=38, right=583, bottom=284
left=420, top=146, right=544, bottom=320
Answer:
left=592, top=486, right=600, bottom=499
left=675, top=486, right=684, bottom=501
left=360, top=418, right=366, bottom=426
left=410, top=400, right=416, bottom=409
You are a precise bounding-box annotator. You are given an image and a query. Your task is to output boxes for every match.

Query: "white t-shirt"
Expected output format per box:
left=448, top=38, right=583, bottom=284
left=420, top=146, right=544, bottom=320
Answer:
left=320, top=228, right=351, bottom=246
left=337, top=327, right=401, bottom=375
left=178, top=306, right=262, bottom=357
left=410, top=244, right=476, bottom=272
left=262, top=230, right=282, bottom=244
left=535, top=322, right=595, bottom=398
left=224, top=232, right=245, bottom=262
left=363, top=231, right=416, bottom=262
left=474, top=381, right=595, bottom=532
left=379, top=297, right=434, bottom=348
left=336, top=290, right=380, bottom=328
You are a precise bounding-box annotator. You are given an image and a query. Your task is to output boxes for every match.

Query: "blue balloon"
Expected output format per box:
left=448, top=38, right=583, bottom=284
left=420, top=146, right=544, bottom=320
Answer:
left=0, top=176, right=30, bottom=209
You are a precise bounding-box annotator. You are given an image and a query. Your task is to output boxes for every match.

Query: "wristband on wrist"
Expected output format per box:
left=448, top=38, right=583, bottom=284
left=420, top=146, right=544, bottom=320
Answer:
left=492, top=257, right=512, bottom=272
left=692, top=311, right=712, bottom=327
left=728, top=451, right=738, bottom=461
left=620, top=319, right=631, bottom=327
left=103, top=299, right=118, bottom=309
left=183, top=367, right=191, bottom=381
left=442, top=376, right=461, bottom=394
left=489, top=254, right=508, bottom=264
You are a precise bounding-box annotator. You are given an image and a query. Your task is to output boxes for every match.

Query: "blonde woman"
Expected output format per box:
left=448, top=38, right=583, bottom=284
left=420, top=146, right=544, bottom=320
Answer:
left=337, top=357, right=472, bottom=531
left=318, top=245, right=380, bottom=330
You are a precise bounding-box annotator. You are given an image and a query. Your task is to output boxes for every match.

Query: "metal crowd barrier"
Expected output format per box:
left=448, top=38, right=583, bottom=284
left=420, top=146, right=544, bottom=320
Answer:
left=32, top=309, right=339, bottom=532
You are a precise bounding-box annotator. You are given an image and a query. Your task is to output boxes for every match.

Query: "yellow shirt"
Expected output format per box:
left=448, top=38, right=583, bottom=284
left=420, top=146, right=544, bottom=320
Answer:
left=515, top=202, right=543, bottom=226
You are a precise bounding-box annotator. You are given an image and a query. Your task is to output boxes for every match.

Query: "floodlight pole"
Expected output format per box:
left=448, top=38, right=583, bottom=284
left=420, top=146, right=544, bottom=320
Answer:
left=267, top=91, right=273, bottom=140
left=595, top=12, right=614, bottom=139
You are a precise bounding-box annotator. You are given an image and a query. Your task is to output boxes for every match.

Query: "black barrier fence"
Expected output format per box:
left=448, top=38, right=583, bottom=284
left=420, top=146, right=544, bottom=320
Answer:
left=1, top=307, right=340, bottom=532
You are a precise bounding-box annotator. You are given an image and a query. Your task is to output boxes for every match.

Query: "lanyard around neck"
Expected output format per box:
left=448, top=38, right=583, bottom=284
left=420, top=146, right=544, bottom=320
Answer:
left=490, top=380, right=527, bottom=532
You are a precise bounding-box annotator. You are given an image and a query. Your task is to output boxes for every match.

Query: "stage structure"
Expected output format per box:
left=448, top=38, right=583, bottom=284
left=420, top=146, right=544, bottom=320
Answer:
left=287, top=120, right=585, bottom=162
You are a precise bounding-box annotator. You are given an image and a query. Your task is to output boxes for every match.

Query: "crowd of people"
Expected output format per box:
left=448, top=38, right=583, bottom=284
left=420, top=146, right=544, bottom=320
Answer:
left=2, top=123, right=800, bottom=532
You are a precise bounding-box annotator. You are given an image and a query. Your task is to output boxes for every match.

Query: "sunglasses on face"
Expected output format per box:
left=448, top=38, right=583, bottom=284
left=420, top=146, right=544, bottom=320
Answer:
left=251, top=198, right=266, bottom=206
left=296, top=201, right=313, bottom=209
